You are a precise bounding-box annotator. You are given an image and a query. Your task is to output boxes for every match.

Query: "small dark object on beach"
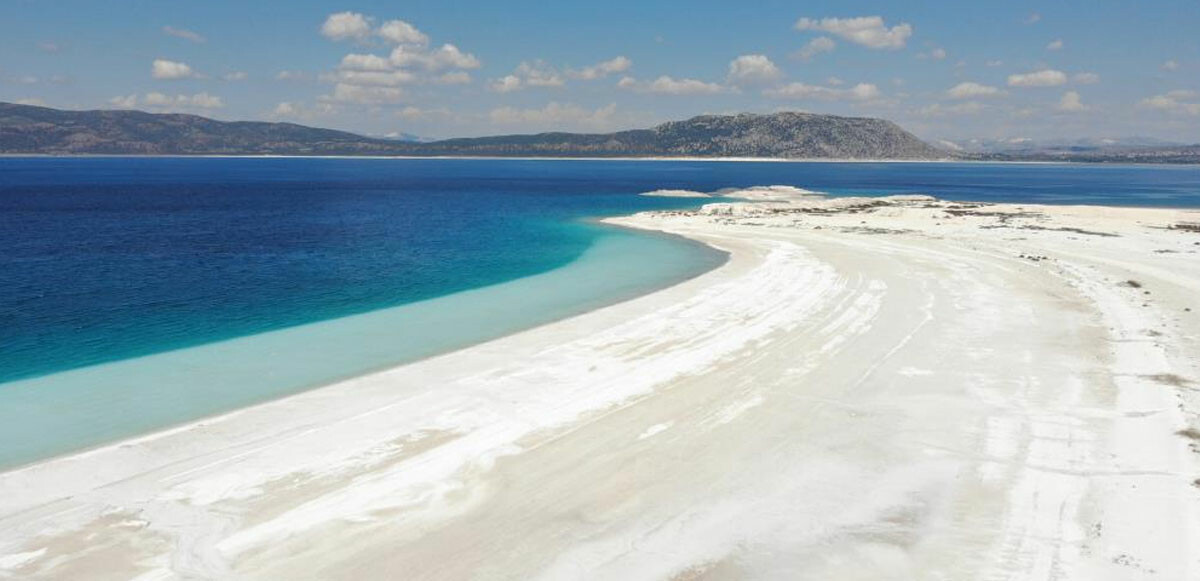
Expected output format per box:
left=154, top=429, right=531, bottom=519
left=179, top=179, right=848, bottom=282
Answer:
left=1121, top=280, right=1143, bottom=288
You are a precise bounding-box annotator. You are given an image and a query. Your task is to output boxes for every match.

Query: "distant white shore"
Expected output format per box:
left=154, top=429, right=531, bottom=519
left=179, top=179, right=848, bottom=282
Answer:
left=7, top=152, right=1198, bottom=167
left=1, top=189, right=1198, bottom=579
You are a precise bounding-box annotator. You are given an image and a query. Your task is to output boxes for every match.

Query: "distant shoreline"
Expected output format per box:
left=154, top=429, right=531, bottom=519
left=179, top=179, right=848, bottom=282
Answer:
left=3, top=153, right=1199, bottom=167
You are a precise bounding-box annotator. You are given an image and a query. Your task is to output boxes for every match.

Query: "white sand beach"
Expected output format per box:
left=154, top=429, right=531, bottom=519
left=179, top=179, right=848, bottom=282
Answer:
left=1, top=188, right=1198, bottom=580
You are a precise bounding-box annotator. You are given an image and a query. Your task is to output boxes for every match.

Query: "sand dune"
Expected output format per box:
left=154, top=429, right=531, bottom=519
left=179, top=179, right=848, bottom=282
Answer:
left=1, top=190, right=1198, bottom=580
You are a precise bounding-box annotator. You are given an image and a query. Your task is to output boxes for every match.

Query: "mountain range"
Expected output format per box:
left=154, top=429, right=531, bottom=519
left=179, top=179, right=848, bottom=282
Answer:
left=2, top=101, right=1197, bottom=162
left=0, top=102, right=943, bottom=159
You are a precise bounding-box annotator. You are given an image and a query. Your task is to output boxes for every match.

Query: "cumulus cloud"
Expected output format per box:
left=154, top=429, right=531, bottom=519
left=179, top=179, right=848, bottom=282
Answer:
left=325, top=83, right=405, bottom=104
left=919, top=47, right=947, bottom=60
left=339, top=53, right=392, bottom=71
left=1046, top=39, right=1064, bottom=50
left=321, top=12, right=372, bottom=42
left=276, top=70, right=311, bottom=81
left=270, top=101, right=335, bottom=121
left=793, top=36, right=836, bottom=61
left=1072, top=72, right=1099, bottom=84
left=794, top=16, right=912, bottom=50
left=1139, top=90, right=1200, bottom=116
left=1026, top=12, right=1042, bottom=24
left=388, top=43, right=481, bottom=70
left=916, top=101, right=986, bottom=117
left=764, top=81, right=881, bottom=101
left=435, top=71, right=471, bottom=84
left=151, top=59, right=198, bottom=80
left=1057, top=91, right=1087, bottom=112
left=317, top=14, right=481, bottom=106
left=396, top=105, right=452, bottom=121
left=488, top=60, right=564, bottom=92
left=222, top=71, right=248, bottom=81
left=163, top=25, right=205, bottom=43
left=1007, top=69, right=1067, bottom=87
left=1161, top=60, right=1179, bottom=71
left=727, top=54, right=781, bottom=84
left=617, top=75, right=726, bottom=95
left=140, top=92, right=224, bottom=110
left=108, top=94, right=138, bottom=108
left=946, top=82, right=1002, bottom=99
left=488, top=102, right=619, bottom=131
left=377, top=19, right=429, bottom=46
left=568, top=56, right=632, bottom=80
left=324, top=70, right=416, bottom=87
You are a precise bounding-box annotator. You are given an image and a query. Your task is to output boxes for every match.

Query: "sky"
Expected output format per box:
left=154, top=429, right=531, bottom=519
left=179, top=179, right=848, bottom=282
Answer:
left=2, top=0, right=1198, bottom=144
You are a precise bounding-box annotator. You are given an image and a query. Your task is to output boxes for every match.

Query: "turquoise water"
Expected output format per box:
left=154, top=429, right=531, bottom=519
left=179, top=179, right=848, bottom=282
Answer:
left=0, top=225, right=722, bottom=468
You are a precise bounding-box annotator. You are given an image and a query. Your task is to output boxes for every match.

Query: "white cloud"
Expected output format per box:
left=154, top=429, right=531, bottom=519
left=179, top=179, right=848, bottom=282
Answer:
left=1072, top=72, right=1099, bottom=84
left=276, top=70, right=311, bottom=81
left=37, top=41, right=59, bottom=54
left=142, top=91, right=224, bottom=110
left=435, top=71, right=472, bottom=84
left=794, top=16, right=912, bottom=50
left=396, top=106, right=451, bottom=121
left=919, top=47, right=947, bottom=60
left=827, top=76, right=845, bottom=86
left=727, top=54, right=781, bottom=84
left=222, top=71, right=248, bottom=81
left=489, top=75, right=522, bottom=93
left=1057, top=91, right=1087, bottom=112
left=568, top=56, right=632, bottom=80
left=986, top=60, right=1004, bottom=67
left=340, top=53, right=392, bottom=71
left=1139, top=90, right=1200, bottom=116
left=1026, top=12, right=1042, bottom=24
left=764, top=81, right=881, bottom=101
left=108, top=94, right=138, bottom=108
left=377, top=19, right=429, bottom=46
left=488, top=102, right=619, bottom=131
left=794, top=36, right=835, bottom=61
left=162, top=26, right=205, bottom=43
left=617, top=75, right=726, bottom=95
left=151, top=59, right=197, bottom=80
left=14, top=97, right=47, bottom=106
left=916, top=101, right=986, bottom=117
left=947, top=82, right=1002, bottom=99
left=270, top=101, right=336, bottom=121
left=1161, top=60, right=1179, bottom=71
left=325, top=83, right=405, bottom=104
left=318, top=14, right=480, bottom=106
left=389, top=44, right=480, bottom=71
left=321, top=12, right=372, bottom=42
left=488, top=60, right=564, bottom=92
left=324, top=70, right=416, bottom=87
left=1046, top=39, right=1064, bottom=50
left=1007, top=69, right=1067, bottom=87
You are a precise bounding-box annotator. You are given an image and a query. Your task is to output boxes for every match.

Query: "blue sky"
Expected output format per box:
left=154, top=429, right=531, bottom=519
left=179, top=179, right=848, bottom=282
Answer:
left=2, top=0, right=1198, bottom=143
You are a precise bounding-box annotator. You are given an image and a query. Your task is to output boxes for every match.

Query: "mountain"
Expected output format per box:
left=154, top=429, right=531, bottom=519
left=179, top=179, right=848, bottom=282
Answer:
left=0, top=102, right=399, bottom=155
left=0, top=102, right=946, bottom=159
left=412, top=113, right=947, bottom=159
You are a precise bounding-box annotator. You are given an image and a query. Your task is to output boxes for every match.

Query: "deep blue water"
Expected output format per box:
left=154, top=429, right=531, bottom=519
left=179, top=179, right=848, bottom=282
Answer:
left=2, top=158, right=1199, bottom=388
